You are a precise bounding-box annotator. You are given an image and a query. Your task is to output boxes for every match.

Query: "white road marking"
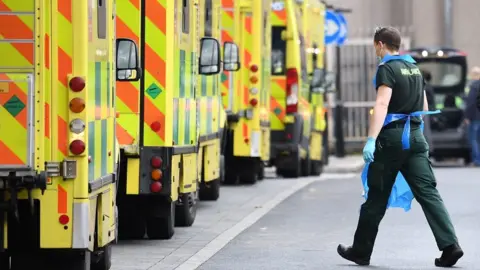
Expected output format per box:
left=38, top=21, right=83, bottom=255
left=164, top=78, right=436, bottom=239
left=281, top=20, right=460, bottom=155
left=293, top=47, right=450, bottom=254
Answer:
left=174, top=173, right=357, bottom=270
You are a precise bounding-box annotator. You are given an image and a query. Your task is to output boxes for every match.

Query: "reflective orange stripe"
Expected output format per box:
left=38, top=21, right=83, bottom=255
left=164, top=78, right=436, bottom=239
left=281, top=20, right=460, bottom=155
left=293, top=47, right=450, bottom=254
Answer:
left=58, top=48, right=72, bottom=87
left=144, top=99, right=165, bottom=141
left=117, top=82, right=139, bottom=112
left=0, top=141, right=23, bottom=165
left=273, top=10, right=287, bottom=23
left=116, top=17, right=139, bottom=44
left=270, top=96, right=285, bottom=121
left=144, top=45, right=166, bottom=89
left=145, top=0, right=166, bottom=34
left=129, top=0, right=140, bottom=9
left=0, top=1, right=34, bottom=64
left=57, top=185, right=67, bottom=214
left=45, top=34, right=50, bottom=69
left=57, top=116, right=68, bottom=156
left=57, top=0, right=72, bottom=22
left=116, top=123, right=135, bottom=145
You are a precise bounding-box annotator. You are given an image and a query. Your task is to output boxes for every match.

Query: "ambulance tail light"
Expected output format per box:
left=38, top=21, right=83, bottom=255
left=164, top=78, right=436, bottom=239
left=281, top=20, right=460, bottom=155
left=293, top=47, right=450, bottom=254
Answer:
left=286, top=68, right=299, bottom=113
left=250, top=98, right=258, bottom=107
left=69, top=140, right=86, bottom=155
left=69, top=77, right=86, bottom=92
left=151, top=156, right=163, bottom=168
left=151, top=169, right=163, bottom=181
left=250, top=64, right=258, bottom=73
left=150, top=182, right=162, bottom=193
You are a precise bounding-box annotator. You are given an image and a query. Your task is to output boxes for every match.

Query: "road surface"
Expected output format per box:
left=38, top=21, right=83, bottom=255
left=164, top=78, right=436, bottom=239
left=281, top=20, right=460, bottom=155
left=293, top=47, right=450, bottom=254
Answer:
left=112, top=166, right=480, bottom=270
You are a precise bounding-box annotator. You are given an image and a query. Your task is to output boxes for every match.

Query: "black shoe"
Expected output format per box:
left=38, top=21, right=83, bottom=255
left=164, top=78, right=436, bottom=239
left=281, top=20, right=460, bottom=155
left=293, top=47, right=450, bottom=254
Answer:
left=435, top=243, right=464, bottom=267
left=337, top=244, right=370, bottom=266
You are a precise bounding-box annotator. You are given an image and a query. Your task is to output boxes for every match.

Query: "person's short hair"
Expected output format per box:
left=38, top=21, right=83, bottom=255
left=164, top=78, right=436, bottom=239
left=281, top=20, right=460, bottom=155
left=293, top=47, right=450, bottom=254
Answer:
left=374, top=26, right=401, bottom=51
left=420, top=69, right=432, bottom=82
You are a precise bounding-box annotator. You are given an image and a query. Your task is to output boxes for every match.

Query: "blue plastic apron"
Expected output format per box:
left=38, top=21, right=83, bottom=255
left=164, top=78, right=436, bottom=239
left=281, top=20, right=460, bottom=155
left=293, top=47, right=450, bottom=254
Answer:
left=361, top=54, right=441, bottom=212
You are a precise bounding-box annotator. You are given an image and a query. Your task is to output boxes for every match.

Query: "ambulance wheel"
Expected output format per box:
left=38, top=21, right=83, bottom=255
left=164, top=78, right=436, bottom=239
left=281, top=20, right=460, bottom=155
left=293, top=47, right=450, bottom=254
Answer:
left=146, top=201, right=175, bottom=240
left=301, top=154, right=311, bottom=176
left=118, top=213, right=145, bottom=239
left=239, top=169, right=258, bottom=184
left=69, top=251, right=91, bottom=270
left=175, top=193, right=197, bottom=227
left=310, top=160, right=323, bottom=176
left=0, top=253, right=9, bottom=269
left=223, top=169, right=238, bottom=185
left=257, top=162, right=265, bottom=180
left=282, top=152, right=302, bottom=178
left=91, top=244, right=112, bottom=270
left=199, top=179, right=220, bottom=201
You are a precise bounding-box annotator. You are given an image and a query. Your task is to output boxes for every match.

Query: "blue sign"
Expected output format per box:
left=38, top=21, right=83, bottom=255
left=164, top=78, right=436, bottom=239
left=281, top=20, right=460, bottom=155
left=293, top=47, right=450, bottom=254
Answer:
left=325, top=10, right=340, bottom=45
left=336, top=12, right=348, bottom=46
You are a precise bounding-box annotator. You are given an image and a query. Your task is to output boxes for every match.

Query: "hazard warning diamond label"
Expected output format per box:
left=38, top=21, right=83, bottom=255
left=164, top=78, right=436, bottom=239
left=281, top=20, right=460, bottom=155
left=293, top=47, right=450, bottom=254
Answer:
left=3, top=95, right=25, bottom=117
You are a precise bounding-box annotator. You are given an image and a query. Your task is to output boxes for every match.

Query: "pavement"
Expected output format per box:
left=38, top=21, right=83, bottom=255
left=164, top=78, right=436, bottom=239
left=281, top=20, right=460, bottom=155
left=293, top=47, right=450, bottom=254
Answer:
left=324, top=155, right=364, bottom=173
left=111, top=156, right=480, bottom=270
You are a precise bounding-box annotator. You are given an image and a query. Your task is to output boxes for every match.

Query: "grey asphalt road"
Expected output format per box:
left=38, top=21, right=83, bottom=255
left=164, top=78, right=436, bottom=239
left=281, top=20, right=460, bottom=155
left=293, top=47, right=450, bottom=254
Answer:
left=111, top=168, right=355, bottom=270
left=198, top=167, right=480, bottom=270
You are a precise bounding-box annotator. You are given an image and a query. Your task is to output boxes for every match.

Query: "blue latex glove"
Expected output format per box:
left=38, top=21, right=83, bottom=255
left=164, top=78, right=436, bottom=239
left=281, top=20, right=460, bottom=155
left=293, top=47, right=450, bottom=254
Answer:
left=363, top=137, right=376, bottom=163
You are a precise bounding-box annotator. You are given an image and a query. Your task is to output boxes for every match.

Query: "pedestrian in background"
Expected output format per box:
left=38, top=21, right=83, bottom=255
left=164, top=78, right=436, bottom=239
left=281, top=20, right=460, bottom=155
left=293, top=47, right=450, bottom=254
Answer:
left=337, top=26, right=463, bottom=267
left=464, top=66, right=480, bottom=166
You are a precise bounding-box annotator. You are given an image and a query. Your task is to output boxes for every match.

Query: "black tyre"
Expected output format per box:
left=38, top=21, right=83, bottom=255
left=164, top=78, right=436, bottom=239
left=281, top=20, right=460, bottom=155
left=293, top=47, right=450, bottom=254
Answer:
left=301, top=154, right=311, bottom=177
left=282, top=151, right=302, bottom=178
left=239, top=169, right=258, bottom=184
left=146, top=201, right=175, bottom=240
left=175, top=193, right=197, bottom=227
left=257, top=162, right=265, bottom=180
left=223, top=168, right=238, bottom=185
left=199, top=178, right=220, bottom=201
left=0, top=253, right=9, bottom=270
left=310, top=160, right=324, bottom=176
left=91, top=244, right=112, bottom=270
left=118, top=212, right=145, bottom=240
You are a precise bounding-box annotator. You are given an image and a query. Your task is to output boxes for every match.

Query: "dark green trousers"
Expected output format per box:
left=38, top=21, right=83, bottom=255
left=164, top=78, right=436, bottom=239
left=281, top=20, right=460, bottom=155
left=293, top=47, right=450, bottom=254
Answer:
left=352, top=125, right=458, bottom=258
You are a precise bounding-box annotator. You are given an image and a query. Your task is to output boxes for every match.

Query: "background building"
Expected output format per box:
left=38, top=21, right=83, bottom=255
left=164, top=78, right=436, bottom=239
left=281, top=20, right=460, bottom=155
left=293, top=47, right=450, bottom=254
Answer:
left=323, top=0, right=480, bottom=153
left=327, top=0, right=480, bottom=66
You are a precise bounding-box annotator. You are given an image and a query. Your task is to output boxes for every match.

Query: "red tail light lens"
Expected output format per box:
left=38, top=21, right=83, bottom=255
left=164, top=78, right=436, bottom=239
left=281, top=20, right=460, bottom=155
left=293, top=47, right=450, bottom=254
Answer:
left=286, top=68, right=299, bottom=113
left=150, top=182, right=162, bottom=193
left=250, top=98, right=258, bottom=107
left=151, top=156, right=163, bottom=168
left=70, top=140, right=86, bottom=155
left=250, top=64, right=258, bottom=72
left=69, top=77, right=86, bottom=92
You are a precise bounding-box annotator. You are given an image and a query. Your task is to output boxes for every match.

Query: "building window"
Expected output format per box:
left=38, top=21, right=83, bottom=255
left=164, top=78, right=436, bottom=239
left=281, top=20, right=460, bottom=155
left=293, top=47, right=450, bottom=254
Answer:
left=182, top=0, right=190, bottom=33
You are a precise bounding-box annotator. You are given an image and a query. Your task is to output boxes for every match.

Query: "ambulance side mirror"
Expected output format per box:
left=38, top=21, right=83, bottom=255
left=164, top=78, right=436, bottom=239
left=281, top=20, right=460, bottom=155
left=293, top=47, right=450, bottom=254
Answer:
left=199, top=37, right=221, bottom=75
left=223, top=42, right=240, bottom=72
left=116, top=38, right=142, bottom=82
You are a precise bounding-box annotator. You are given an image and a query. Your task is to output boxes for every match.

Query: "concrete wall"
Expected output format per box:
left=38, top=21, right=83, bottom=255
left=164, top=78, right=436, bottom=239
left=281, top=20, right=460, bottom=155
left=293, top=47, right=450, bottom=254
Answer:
left=326, top=0, right=480, bottom=68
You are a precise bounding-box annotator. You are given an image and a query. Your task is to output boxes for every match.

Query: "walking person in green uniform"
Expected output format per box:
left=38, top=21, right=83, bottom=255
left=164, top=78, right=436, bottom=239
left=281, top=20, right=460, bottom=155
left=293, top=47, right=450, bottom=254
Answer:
left=337, top=27, right=463, bottom=267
